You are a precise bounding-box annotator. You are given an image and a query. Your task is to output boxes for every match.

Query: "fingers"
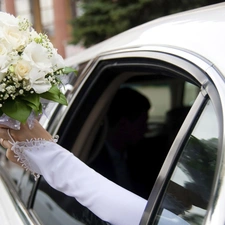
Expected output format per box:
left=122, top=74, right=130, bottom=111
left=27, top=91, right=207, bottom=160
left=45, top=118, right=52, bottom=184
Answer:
left=0, top=127, right=15, bottom=141
left=0, top=138, right=12, bottom=149
left=0, top=120, right=53, bottom=166
left=0, top=138, right=18, bottom=163
left=0, top=126, right=17, bottom=143
left=6, top=149, right=19, bottom=164
left=0, top=120, right=52, bottom=166
left=7, top=129, right=15, bottom=142
left=6, top=150, right=20, bottom=165
left=0, top=119, right=52, bottom=143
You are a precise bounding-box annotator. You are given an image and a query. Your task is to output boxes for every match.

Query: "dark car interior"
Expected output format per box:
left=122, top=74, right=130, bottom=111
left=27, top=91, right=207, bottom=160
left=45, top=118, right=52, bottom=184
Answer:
left=86, top=76, right=195, bottom=199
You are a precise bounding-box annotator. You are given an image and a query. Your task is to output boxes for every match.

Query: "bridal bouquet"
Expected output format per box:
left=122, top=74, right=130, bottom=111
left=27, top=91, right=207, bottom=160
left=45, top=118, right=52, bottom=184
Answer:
left=0, top=12, right=75, bottom=128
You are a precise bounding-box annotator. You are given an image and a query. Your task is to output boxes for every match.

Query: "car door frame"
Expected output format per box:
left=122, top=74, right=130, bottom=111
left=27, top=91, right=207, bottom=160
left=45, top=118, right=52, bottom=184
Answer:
left=42, top=46, right=225, bottom=225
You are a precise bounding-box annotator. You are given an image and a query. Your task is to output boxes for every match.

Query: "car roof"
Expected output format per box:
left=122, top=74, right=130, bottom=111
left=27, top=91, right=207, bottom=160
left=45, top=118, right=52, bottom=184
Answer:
left=65, top=2, right=225, bottom=74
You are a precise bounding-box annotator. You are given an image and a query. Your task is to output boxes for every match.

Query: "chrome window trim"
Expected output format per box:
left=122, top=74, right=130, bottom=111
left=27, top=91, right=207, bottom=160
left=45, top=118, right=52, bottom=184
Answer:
left=50, top=46, right=213, bottom=140
left=49, top=46, right=209, bottom=137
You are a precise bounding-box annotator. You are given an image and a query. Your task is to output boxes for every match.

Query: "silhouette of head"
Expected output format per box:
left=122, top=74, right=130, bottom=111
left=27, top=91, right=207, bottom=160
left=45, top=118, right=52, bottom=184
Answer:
left=107, top=87, right=151, bottom=146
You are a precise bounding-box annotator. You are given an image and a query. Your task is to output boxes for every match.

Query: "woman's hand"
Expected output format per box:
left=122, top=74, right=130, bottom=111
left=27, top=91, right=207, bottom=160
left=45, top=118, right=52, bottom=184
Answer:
left=0, top=120, right=52, bottom=142
left=0, top=120, right=52, bottom=164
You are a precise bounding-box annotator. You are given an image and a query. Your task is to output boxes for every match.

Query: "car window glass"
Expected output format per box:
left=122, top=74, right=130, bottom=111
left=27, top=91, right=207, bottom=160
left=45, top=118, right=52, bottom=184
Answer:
left=153, top=99, right=218, bottom=225
left=133, top=83, right=171, bottom=123
left=88, top=75, right=199, bottom=200
left=183, top=82, right=199, bottom=106
left=33, top=177, right=110, bottom=225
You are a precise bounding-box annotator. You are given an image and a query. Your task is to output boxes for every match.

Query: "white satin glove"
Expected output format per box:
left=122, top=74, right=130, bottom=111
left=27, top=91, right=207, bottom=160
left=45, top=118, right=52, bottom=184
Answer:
left=11, top=139, right=147, bottom=225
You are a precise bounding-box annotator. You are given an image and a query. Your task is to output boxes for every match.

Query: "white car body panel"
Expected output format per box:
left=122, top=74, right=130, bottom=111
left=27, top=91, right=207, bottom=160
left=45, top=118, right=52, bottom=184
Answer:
left=65, top=3, right=225, bottom=74
left=0, top=178, right=24, bottom=225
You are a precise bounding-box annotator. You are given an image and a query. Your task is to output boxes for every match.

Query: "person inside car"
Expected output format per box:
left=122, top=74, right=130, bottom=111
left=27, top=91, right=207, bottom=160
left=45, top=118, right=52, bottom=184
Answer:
left=89, top=87, right=151, bottom=194
left=90, top=87, right=169, bottom=199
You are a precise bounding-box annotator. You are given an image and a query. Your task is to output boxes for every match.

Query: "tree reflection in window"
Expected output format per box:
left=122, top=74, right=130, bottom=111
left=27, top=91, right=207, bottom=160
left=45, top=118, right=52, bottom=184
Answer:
left=155, top=100, right=218, bottom=225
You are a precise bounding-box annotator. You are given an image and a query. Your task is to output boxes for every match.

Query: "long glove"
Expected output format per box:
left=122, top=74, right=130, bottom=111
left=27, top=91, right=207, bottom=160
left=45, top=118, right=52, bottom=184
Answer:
left=11, top=139, right=147, bottom=225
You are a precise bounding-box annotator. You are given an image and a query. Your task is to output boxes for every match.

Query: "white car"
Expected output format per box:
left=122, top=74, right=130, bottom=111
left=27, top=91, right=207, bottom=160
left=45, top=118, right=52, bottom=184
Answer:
left=1, top=2, right=225, bottom=225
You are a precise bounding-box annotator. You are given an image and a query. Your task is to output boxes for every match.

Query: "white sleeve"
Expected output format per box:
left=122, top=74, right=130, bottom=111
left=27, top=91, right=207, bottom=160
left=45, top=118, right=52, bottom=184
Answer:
left=11, top=140, right=147, bottom=225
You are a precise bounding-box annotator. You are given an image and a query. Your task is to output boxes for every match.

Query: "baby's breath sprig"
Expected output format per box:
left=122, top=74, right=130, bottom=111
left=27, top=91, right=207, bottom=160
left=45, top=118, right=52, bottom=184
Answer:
left=18, top=16, right=31, bottom=31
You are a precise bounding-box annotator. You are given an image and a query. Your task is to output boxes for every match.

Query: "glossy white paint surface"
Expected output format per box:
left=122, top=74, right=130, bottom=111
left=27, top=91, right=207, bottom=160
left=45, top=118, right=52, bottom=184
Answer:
left=0, top=178, right=24, bottom=225
left=65, top=3, right=225, bottom=74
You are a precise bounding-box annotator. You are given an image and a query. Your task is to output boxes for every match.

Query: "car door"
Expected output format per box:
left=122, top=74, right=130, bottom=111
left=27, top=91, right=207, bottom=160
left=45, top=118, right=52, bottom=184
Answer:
left=30, top=48, right=224, bottom=225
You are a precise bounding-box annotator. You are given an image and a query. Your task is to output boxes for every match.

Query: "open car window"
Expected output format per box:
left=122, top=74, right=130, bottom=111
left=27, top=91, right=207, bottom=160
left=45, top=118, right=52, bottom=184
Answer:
left=32, top=56, right=202, bottom=224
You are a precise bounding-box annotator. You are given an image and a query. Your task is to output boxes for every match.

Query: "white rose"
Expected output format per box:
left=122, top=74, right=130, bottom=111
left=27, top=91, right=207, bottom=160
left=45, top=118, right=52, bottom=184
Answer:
left=0, top=42, right=8, bottom=55
left=2, top=25, right=30, bottom=51
left=14, top=59, right=32, bottom=80
left=0, top=54, right=10, bottom=77
left=0, top=12, right=18, bottom=27
left=0, top=41, right=11, bottom=73
left=22, top=42, right=53, bottom=73
left=51, top=48, right=65, bottom=70
left=0, top=13, right=30, bottom=51
left=29, top=67, right=51, bottom=94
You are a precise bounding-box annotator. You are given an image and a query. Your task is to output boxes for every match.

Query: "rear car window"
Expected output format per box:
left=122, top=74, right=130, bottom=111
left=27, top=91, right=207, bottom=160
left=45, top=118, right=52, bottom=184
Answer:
left=154, top=100, right=218, bottom=225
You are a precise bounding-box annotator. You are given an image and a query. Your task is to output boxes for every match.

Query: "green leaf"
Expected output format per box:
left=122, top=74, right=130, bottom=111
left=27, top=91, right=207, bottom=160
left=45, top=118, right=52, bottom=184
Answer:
left=63, top=67, right=77, bottom=74
left=40, top=85, right=68, bottom=105
left=20, top=94, right=42, bottom=113
left=1, top=99, right=32, bottom=123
